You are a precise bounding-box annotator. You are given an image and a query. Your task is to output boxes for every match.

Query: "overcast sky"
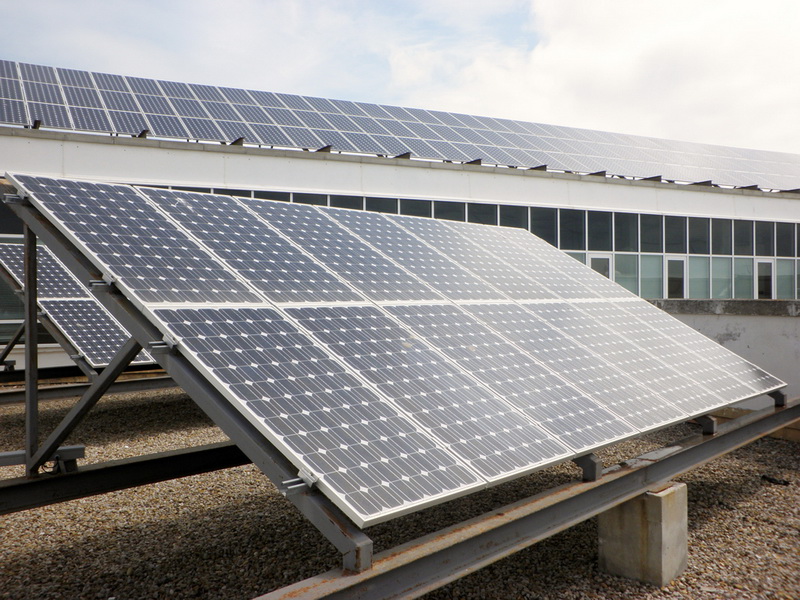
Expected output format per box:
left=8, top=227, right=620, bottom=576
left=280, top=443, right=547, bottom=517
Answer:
left=3, top=0, right=798, bottom=153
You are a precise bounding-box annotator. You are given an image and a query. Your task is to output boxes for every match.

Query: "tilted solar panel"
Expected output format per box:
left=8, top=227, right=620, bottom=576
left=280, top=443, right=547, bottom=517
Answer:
left=6, top=172, right=785, bottom=527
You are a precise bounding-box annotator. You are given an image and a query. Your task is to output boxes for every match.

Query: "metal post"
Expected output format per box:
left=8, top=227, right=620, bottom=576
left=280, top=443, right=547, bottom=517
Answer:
left=23, top=225, right=38, bottom=477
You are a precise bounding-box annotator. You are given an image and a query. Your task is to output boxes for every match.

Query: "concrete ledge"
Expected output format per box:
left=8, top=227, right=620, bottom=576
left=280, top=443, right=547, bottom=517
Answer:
left=651, top=299, right=800, bottom=317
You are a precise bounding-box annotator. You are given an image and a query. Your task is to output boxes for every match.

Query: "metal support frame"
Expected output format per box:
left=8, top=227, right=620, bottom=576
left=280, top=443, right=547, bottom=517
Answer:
left=0, top=321, right=24, bottom=368
left=258, top=399, right=800, bottom=600
left=695, top=415, right=718, bottom=435
left=572, top=453, right=602, bottom=481
left=23, top=225, right=38, bottom=477
left=5, top=196, right=373, bottom=572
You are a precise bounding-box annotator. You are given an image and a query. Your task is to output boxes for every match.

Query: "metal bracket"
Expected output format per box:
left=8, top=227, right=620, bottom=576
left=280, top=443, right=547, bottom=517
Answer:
left=695, top=415, right=718, bottom=435
left=573, top=453, right=603, bottom=481
left=769, top=390, right=787, bottom=407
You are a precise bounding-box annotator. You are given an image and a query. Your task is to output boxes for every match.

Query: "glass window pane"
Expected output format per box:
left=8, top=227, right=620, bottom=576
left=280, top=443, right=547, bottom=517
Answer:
left=0, top=202, right=23, bottom=234
left=640, top=255, right=663, bottom=298
left=755, top=221, right=774, bottom=256
left=400, top=199, right=432, bottom=217
left=434, top=201, right=465, bottom=221
left=688, top=217, right=710, bottom=254
left=667, top=259, right=685, bottom=298
left=614, top=213, right=638, bottom=252
left=776, top=259, right=795, bottom=299
left=468, top=203, right=497, bottom=225
left=733, top=220, right=754, bottom=255
left=588, top=211, right=612, bottom=251
left=499, top=205, right=527, bottom=228
left=688, top=257, right=710, bottom=299
left=590, top=256, right=611, bottom=278
left=712, top=218, right=732, bottom=254
left=214, top=188, right=252, bottom=198
left=559, top=209, right=585, bottom=250
left=565, top=252, right=586, bottom=264
left=640, top=214, right=663, bottom=253
left=293, top=192, right=327, bottom=206
left=330, top=195, right=363, bottom=209
left=614, top=254, right=638, bottom=295
left=757, top=261, right=773, bottom=299
left=530, top=207, right=557, bottom=245
left=712, top=257, right=732, bottom=298
left=776, top=222, right=794, bottom=257
left=253, top=190, right=290, bottom=201
left=665, top=216, right=687, bottom=253
left=733, top=258, right=753, bottom=298
left=0, top=279, right=23, bottom=320
left=365, top=197, right=398, bottom=213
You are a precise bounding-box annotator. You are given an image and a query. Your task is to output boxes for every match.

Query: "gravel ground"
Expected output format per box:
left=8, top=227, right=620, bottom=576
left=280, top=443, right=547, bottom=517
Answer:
left=0, top=388, right=797, bottom=600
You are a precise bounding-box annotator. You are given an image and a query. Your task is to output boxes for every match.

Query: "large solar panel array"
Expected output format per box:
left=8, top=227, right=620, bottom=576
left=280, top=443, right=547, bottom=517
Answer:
left=1, top=60, right=799, bottom=190
left=0, top=243, right=152, bottom=367
left=7, top=172, right=784, bottom=527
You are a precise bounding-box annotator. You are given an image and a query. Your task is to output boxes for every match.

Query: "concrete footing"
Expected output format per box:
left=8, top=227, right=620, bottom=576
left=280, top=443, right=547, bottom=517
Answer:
left=598, top=481, right=688, bottom=587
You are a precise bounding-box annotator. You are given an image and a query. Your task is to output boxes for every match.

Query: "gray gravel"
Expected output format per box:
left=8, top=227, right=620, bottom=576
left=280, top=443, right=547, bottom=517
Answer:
left=1, top=388, right=797, bottom=600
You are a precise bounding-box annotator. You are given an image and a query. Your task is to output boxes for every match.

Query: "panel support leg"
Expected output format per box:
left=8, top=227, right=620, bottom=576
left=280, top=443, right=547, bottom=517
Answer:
left=573, top=453, right=602, bottom=481
left=27, top=337, right=141, bottom=474
left=23, top=225, right=38, bottom=477
left=598, top=481, right=688, bottom=587
left=695, top=415, right=718, bottom=435
left=769, top=390, right=787, bottom=407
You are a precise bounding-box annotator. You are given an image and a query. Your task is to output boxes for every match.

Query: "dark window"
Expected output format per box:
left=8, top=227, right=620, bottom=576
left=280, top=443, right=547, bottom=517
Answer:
left=758, top=262, right=773, bottom=299
left=755, top=221, right=774, bottom=256
left=559, top=209, right=585, bottom=250
left=733, top=220, right=754, bottom=255
left=588, top=211, right=612, bottom=251
left=213, top=187, right=251, bottom=198
left=667, top=259, right=685, bottom=298
left=499, top=205, right=527, bottom=228
left=330, top=195, right=363, bottom=209
left=254, top=190, right=290, bottom=201
left=434, top=201, right=465, bottom=221
left=640, top=214, right=663, bottom=253
left=293, top=192, right=327, bottom=206
left=530, top=207, right=557, bottom=245
left=400, top=199, right=432, bottom=217
left=776, top=222, right=794, bottom=257
left=712, top=218, right=732, bottom=254
left=0, top=202, right=23, bottom=235
left=614, top=213, right=638, bottom=252
left=468, top=203, right=497, bottom=225
left=365, top=197, right=398, bottom=213
left=665, top=216, right=687, bottom=253
left=173, top=186, right=212, bottom=194
left=688, top=217, right=710, bottom=254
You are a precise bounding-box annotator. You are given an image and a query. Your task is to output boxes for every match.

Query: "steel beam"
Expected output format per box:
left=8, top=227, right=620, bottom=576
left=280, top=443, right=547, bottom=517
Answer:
left=23, top=225, right=38, bottom=476
left=256, top=400, right=800, bottom=600
left=0, top=442, right=248, bottom=514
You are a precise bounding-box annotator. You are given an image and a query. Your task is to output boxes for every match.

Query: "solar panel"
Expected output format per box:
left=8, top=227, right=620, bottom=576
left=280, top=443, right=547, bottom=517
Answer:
left=7, top=172, right=785, bottom=528
left=0, top=243, right=152, bottom=367
left=1, top=60, right=798, bottom=189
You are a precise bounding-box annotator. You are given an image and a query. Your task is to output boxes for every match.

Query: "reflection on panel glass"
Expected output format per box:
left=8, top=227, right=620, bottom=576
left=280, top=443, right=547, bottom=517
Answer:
left=614, top=213, right=638, bottom=252
left=640, top=214, right=663, bottom=253
left=559, top=209, right=585, bottom=250
left=588, top=211, right=612, bottom=251
left=734, top=257, right=753, bottom=298
left=530, top=207, right=557, bottom=246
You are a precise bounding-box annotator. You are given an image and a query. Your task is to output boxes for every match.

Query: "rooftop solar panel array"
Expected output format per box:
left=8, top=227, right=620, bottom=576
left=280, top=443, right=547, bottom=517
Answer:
left=1, top=60, right=798, bottom=190
left=6, top=172, right=785, bottom=527
left=0, top=243, right=152, bottom=367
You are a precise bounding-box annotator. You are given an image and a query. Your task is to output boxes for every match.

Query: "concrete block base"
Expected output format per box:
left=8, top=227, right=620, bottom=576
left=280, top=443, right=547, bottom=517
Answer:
left=598, top=481, right=688, bottom=587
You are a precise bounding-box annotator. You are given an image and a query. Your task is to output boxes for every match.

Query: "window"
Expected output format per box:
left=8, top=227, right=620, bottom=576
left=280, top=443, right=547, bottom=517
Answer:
left=468, top=203, right=497, bottom=225
left=640, top=255, right=663, bottom=298
left=254, top=190, right=290, bottom=201
left=434, top=201, right=465, bottom=221
left=688, top=217, right=710, bottom=254
left=530, top=207, right=557, bottom=245
left=365, top=197, right=398, bottom=213
left=293, top=192, right=327, bottom=206
left=733, top=258, right=753, bottom=298
left=711, top=257, right=732, bottom=298
left=589, top=255, right=611, bottom=278
left=757, top=261, right=773, bottom=299
left=665, top=216, right=687, bottom=253
left=667, top=258, right=685, bottom=298
left=733, top=220, right=754, bottom=255
left=588, top=211, right=612, bottom=251
left=499, top=205, right=527, bottom=228
left=0, top=203, right=22, bottom=235
left=400, top=199, right=432, bottom=217
left=614, top=254, right=638, bottom=294
left=559, top=209, right=585, bottom=250
left=214, top=187, right=252, bottom=198
left=755, top=221, right=774, bottom=256
left=712, top=219, right=732, bottom=254
left=640, top=214, right=663, bottom=253
left=688, top=257, right=710, bottom=299
left=776, top=222, right=795, bottom=257
left=776, top=259, right=795, bottom=299
left=330, top=195, right=363, bottom=209
left=614, top=213, right=638, bottom=252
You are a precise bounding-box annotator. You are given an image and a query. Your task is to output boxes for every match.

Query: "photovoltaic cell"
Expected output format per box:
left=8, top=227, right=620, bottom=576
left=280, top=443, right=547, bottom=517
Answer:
left=0, top=243, right=85, bottom=298
left=154, top=306, right=482, bottom=525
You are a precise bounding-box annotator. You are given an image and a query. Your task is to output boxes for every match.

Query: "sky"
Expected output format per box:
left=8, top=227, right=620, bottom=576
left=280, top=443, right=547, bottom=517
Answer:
left=2, top=0, right=798, bottom=154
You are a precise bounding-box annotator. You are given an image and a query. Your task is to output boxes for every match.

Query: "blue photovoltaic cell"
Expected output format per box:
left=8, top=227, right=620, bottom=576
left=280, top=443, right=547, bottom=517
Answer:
left=325, top=208, right=502, bottom=301
left=287, top=305, right=571, bottom=481
left=154, top=306, right=482, bottom=526
left=11, top=175, right=262, bottom=305
left=243, top=199, right=442, bottom=302
left=0, top=98, right=26, bottom=124
left=139, top=188, right=364, bottom=303
left=0, top=243, right=86, bottom=298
